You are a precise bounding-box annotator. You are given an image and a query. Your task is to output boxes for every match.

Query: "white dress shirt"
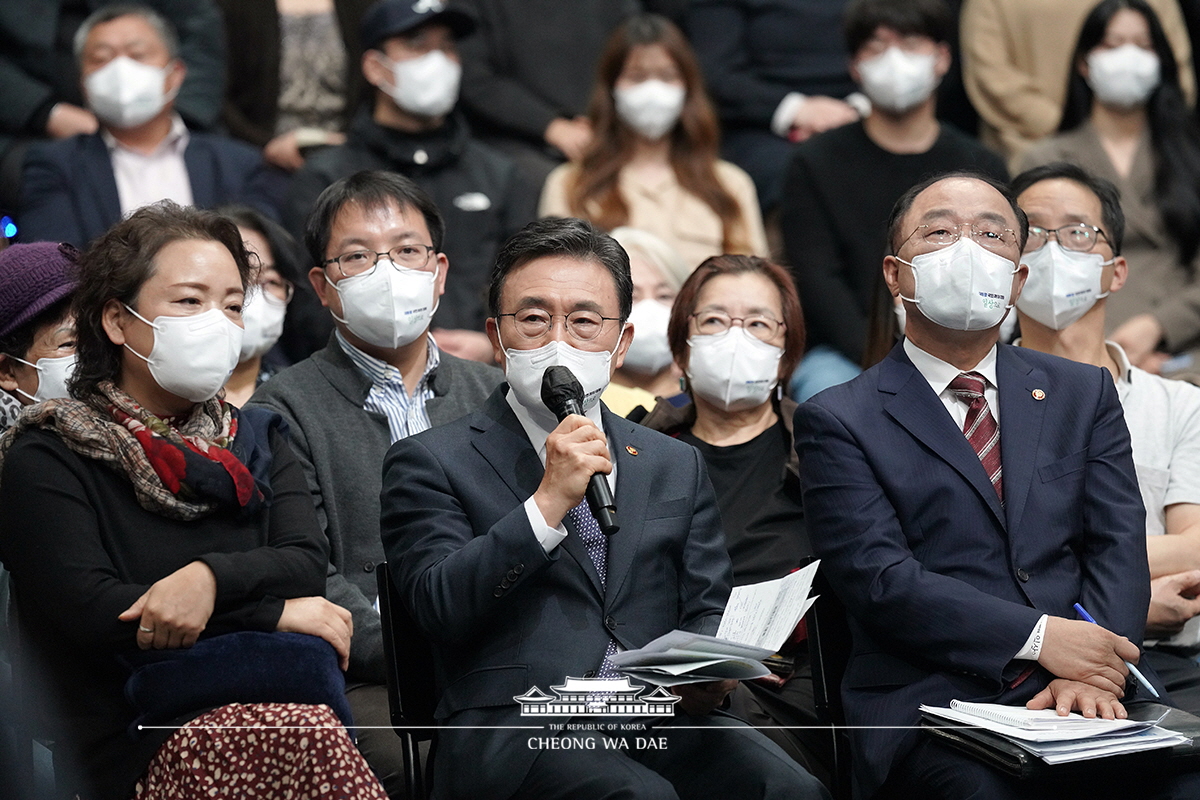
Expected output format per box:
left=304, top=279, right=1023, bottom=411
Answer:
left=102, top=114, right=194, bottom=216
left=903, top=338, right=1046, bottom=661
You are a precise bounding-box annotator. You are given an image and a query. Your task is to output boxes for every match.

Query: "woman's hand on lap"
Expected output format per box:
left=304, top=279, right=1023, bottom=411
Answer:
left=118, top=560, right=217, bottom=649
left=277, top=596, right=353, bottom=671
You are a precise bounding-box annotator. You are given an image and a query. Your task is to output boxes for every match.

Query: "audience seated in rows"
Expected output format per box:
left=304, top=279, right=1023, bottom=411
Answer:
left=249, top=170, right=501, bottom=796
left=686, top=0, right=861, bottom=212
left=380, top=215, right=830, bottom=800
left=217, top=0, right=374, bottom=171
left=540, top=13, right=768, bottom=269
left=961, top=0, right=1193, bottom=164
left=1021, top=0, right=1200, bottom=377
left=0, top=202, right=386, bottom=800
left=796, top=170, right=1200, bottom=800
left=287, top=0, right=538, bottom=364
left=1012, top=161, right=1200, bottom=716
left=640, top=254, right=832, bottom=787
left=18, top=6, right=285, bottom=249
left=780, top=0, right=1007, bottom=401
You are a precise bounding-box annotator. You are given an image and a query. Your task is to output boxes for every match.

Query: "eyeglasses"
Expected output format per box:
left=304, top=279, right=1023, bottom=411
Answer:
left=322, top=245, right=436, bottom=278
left=900, top=222, right=1019, bottom=253
left=497, top=309, right=622, bottom=342
left=257, top=276, right=294, bottom=304
left=690, top=310, right=785, bottom=342
left=1025, top=224, right=1109, bottom=254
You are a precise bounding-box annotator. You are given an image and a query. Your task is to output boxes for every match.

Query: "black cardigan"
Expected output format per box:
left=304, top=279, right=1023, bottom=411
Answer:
left=0, top=424, right=327, bottom=800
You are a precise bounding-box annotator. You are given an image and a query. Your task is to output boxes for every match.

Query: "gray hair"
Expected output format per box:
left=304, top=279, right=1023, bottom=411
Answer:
left=609, top=227, right=692, bottom=292
left=74, top=4, right=180, bottom=63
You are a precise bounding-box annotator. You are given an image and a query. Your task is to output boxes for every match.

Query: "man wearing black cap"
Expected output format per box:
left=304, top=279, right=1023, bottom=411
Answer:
left=285, top=0, right=537, bottom=364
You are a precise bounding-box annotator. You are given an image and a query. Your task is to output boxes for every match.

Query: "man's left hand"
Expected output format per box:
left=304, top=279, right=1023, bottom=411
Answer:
left=1026, top=679, right=1127, bottom=719
left=671, top=679, right=737, bottom=716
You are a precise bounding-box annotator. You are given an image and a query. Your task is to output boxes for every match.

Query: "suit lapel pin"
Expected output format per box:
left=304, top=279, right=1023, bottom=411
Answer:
left=1032, top=389, right=1046, bottom=401
left=626, top=445, right=639, bottom=456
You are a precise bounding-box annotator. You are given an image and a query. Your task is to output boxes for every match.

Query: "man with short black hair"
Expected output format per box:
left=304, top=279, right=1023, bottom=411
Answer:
left=249, top=169, right=502, bottom=796
left=1012, top=162, right=1200, bottom=715
left=286, top=0, right=536, bottom=364
left=380, top=216, right=829, bottom=800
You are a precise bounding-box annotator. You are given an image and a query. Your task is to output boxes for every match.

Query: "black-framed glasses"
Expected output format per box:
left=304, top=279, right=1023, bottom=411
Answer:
left=900, top=222, right=1019, bottom=253
left=689, top=310, right=785, bottom=342
left=1025, top=224, right=1109, bottom=254
left=322, top=245, right=436, bottom=278
left=497, top=309, right=622, bottom=342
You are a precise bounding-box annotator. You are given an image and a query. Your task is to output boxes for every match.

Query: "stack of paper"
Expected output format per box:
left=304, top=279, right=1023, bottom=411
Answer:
left=611, top=560, right=819, bottom=686
left=920, top=701, right=1191, bottom=764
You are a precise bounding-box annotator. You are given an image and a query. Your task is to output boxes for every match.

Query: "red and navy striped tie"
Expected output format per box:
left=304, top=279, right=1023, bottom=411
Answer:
left=949, top=371, right=1003, bottom=502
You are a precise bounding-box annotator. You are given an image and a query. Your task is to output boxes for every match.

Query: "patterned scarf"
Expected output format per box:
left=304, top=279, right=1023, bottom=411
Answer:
left=0, top=381, right=263, bottom=520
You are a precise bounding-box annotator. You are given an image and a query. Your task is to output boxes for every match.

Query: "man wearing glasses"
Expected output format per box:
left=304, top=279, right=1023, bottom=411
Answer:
left=380, top=217, right=829, bottom=800
left=248, top=169, right=502, bottom=796
left=1012, top=162, right=1200, bottom=717
left=795, top=172, right=1200, bottom=799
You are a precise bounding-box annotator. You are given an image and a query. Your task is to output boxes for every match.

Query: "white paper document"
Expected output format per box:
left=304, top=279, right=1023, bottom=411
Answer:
left=613, top=560, right=820, bottom=686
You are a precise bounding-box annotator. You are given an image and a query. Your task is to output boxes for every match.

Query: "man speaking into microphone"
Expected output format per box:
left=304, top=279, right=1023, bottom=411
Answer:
left=380, top=217, right=827, bottom=800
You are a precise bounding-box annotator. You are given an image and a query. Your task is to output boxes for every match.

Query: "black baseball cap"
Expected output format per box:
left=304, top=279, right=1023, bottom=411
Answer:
left=360, top=0, right=476, bottom=51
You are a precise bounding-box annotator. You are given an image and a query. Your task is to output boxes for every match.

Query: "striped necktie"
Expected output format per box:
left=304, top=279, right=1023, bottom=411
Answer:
left=948, top=371, right=1003, bottom=501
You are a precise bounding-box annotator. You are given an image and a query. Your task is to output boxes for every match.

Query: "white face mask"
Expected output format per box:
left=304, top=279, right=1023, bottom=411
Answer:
left=381, top=50, right=462, bottom=118
left=615, top=80, right=686, bottom=140
left=9, top=353, right=77, bottom=404
left=899, top=237, right=1019, bottom=331
left=327, top=261, right=437, bottom=350
left=502, top=334, right=618, bottom=430
left=1086, top=44, right=1160, bottom=108
left=1016, top=242, right=1111, bottom=330
left=239, top=290, right=288, bottom=362
left=686, top=327, right=782, bottom=412
left=124, top=306, right=243, bottom=403
left=622, top=299, right=673, bottom=374
left=856, top=47, right=939, bottom=114
left=85, top=56, right=175, bottom=128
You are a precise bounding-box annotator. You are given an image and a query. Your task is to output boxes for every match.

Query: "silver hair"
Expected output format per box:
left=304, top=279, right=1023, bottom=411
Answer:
left=73, top=4, right=180, bottom=63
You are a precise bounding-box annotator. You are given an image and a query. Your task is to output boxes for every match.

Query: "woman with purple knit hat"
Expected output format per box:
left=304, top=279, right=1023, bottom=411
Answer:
left=0, top=242, right=80, bottom=431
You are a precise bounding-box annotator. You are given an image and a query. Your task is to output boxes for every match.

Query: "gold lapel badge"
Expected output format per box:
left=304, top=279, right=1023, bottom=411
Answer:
left=1032, top=389, right=1046, bottom=401
left=626, top=445, right=639, bottom=456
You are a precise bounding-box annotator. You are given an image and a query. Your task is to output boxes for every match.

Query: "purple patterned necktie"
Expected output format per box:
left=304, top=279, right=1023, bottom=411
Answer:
left=567, top=500, right=620, bottom=678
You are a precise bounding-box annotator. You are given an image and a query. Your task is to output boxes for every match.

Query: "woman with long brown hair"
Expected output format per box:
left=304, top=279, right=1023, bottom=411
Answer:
left=539, top=13, right=768, bottom=267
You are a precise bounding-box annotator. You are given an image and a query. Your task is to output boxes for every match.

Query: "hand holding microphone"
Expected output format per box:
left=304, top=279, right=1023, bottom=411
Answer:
left=533, top=366, right=620, bottom=535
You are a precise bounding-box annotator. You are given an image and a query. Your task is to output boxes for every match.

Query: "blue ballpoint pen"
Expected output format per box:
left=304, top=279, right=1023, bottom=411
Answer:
left=1073, top=602, right=1160, bottom=698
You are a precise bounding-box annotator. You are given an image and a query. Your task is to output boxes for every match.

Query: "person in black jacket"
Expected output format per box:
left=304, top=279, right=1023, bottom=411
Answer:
left=286, top=0, right=537, bottom=363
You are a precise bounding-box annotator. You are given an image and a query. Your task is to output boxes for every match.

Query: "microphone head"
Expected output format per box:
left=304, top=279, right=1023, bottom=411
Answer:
left=541, top=365, right=585, bottom=417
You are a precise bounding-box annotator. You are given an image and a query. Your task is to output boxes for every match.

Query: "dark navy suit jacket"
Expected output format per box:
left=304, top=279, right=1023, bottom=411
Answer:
left=17, top=129, right=284, bottom=246
left=795, top=342, right=1152, bottom=798
left=380, top=386, right=732, bottom=799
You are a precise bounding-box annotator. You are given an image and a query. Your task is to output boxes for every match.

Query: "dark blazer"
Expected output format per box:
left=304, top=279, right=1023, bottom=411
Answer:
left=380, top=386, right=732, bottom=798
left=18, top=129, right=285, bottom=247
left=794, top=342, right=1152, bottom=798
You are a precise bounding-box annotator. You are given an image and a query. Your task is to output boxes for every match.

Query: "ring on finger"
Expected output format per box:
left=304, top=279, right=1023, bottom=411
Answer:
left=138, top=625, right=154, bottom=633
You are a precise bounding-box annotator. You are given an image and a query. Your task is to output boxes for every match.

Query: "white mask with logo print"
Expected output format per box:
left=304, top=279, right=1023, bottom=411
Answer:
left=898, top=238, right=1018, bottom=331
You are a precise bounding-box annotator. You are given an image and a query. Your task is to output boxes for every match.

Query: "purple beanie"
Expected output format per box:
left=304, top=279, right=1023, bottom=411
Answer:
left=0, top=242, right=81, bottom=339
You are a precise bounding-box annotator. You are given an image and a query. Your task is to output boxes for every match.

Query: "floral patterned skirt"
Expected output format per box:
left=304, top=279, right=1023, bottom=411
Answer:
left=133, top=702, right=388, bottom=799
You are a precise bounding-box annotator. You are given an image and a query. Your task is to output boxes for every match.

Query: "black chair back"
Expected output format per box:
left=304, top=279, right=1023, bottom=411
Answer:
left=806, top=564, right=855, bottom=800
left=376, top=562, right=438, bottom=799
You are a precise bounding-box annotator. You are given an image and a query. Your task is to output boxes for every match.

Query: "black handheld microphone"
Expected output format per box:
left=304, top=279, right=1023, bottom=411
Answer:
left=540, top=365, right=620, bottom=535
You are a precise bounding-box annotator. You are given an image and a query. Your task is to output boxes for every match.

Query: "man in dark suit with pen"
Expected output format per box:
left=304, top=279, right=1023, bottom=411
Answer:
left=795, top=172, right=1200, bottom=799
left=379, top=217, right=828, bottom=799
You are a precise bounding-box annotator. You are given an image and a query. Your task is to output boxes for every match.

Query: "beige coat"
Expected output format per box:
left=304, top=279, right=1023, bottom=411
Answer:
left=1020, top=121, right=1200, bottom=354
left=961, top=0, right=1194, bottom=165
left=538, top=159, right=769, bottom=269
